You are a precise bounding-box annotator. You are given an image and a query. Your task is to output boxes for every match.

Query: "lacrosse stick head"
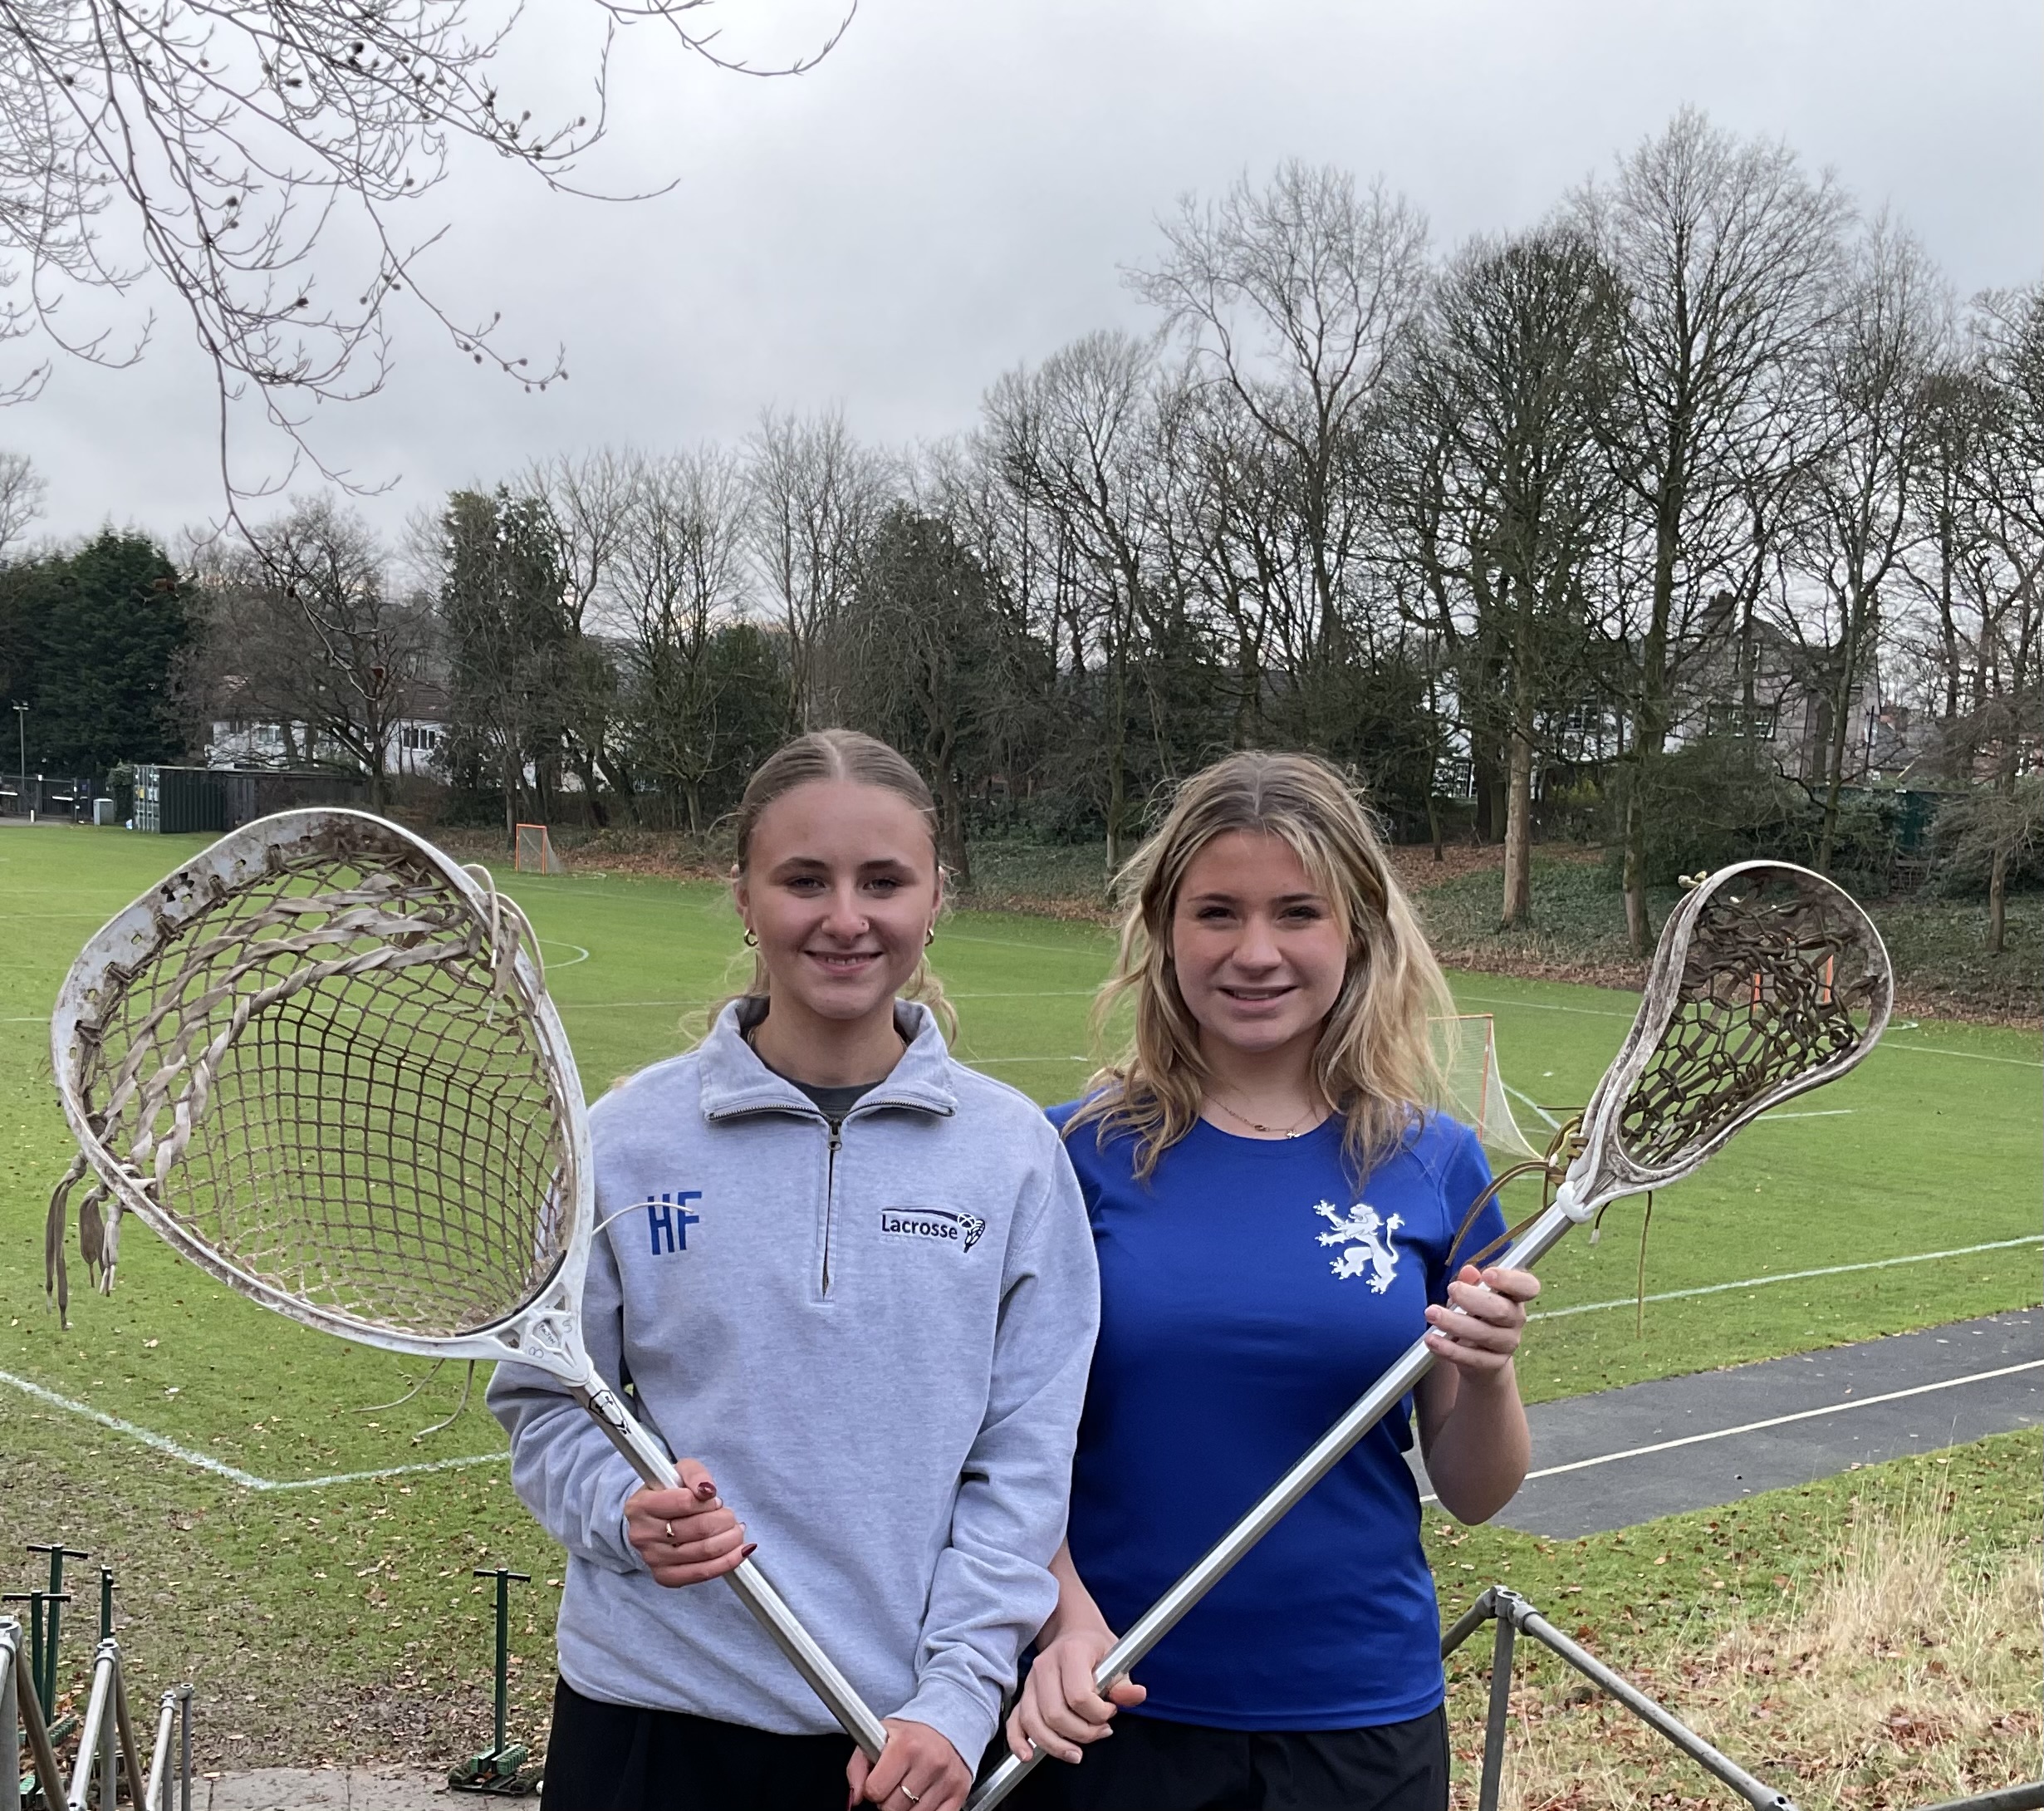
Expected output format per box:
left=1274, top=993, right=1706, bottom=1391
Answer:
left=51, top=809, right=597, bottom=1380
left=1559, top=861, right=1893, bottom=1216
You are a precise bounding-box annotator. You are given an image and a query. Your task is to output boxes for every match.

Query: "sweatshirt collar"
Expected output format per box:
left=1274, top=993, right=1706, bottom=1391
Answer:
left=697, top=997, right=958, bottom=1122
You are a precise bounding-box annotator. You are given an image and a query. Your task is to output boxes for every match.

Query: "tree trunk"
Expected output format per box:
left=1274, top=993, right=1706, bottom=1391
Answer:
left=1501, top=723, right=1534, bottom=929
left=938, top=763, right=970, bottom=887
left=1622, top=778, right=1649, bottom=957
left=1988, top=842, right=2008, bottom=956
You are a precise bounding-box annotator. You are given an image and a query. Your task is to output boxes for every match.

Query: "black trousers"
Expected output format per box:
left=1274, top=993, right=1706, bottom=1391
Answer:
left=1004, top=1705, right=1450, bottom=1811
left=542, top=1675, right=857, bottom=1811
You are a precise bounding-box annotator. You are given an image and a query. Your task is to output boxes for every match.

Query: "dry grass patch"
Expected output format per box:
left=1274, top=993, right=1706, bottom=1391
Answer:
left=1457, top=1486, right=2042, bottom=1810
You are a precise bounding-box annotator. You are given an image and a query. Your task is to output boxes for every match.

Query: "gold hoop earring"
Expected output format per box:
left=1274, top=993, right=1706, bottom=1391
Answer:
left=924, top=925, right=937, bottom=947
left=743, top=929, right=758, bottom=948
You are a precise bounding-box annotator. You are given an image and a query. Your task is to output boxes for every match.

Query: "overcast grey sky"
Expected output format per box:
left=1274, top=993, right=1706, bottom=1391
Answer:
left=20, top=0, right=2043, bottom=544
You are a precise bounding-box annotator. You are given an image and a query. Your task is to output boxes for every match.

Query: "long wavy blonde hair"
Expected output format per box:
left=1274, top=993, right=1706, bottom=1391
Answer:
left=1067, top=751, right=1452, bottom=1179
left=723, top=728, right=957, bottom=1039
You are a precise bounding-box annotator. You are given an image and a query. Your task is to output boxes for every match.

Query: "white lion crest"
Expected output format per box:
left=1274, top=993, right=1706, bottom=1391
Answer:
left=1314, top=1200, right=1404, bottom=1293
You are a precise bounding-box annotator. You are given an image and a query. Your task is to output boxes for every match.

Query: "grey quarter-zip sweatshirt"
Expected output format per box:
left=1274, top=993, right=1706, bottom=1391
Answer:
left=487, top=999, right=1100, bottom=1765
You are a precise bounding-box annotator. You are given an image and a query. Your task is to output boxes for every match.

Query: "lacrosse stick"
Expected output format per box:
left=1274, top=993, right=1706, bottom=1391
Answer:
left=49, top=807, right=890, bottom=1760
left=970, top=859, right=1891, bottom=1809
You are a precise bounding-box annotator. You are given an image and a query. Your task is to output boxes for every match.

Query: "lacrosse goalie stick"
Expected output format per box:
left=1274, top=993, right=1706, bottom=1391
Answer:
left=49, top=807, right=890, bottom=1759
left=970, top=859, right=1891, bottom=1809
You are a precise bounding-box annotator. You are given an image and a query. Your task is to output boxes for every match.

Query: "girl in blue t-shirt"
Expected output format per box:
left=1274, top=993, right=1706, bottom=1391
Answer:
left=1007, top=751, right=1541, bottom=1811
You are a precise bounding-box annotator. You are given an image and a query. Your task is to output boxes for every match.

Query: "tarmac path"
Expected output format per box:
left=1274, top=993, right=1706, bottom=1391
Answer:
left=1412, top=1307, right=2042, bottom=1538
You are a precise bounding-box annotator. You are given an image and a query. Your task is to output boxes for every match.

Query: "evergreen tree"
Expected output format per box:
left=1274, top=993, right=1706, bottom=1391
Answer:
left=21, top=531, right=189, bottom=773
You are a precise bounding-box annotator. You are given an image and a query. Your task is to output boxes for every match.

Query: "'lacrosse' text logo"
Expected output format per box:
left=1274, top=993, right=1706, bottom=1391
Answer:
left=646, top=1191, right=703, bottom=1255
left=879, top=1208, right=987, bottom=1252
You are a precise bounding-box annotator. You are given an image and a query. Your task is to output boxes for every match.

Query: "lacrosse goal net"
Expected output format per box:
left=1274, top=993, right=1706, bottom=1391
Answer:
left=1432, top=1013, right=1542, bottom=1168
left=513, top=824, right=566, bottom=874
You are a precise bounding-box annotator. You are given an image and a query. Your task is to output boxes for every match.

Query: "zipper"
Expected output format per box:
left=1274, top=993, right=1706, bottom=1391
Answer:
left=703, top=1095, right=958, bottom=1302
left=821, top=1118, right=841, bottom=1298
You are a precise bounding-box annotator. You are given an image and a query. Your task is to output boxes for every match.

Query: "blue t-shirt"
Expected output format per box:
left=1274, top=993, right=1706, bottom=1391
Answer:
left=1048, top=1103, right=1502, bottom=1731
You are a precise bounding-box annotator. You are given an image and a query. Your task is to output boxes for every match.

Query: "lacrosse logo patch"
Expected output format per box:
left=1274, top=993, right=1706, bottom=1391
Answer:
left=1313, top=1199, right=1403, bottom=1293
left=879, top=1208, right=987, bottom=1253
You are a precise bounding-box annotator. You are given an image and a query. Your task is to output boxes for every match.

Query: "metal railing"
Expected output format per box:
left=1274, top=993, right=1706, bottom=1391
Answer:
left=1443, top=1585, right=2044, bottom=1811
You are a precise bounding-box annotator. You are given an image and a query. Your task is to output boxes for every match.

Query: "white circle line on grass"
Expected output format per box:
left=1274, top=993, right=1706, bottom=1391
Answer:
left=0, top=1364, right=503, bottom=1492
left=537, top=940, right=591, bottom=968
left=1529, top=1235, right=2044, bottom=1323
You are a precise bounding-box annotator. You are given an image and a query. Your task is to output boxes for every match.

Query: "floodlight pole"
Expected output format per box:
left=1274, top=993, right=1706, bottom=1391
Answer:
left=12, top=702, right=25, bottom=807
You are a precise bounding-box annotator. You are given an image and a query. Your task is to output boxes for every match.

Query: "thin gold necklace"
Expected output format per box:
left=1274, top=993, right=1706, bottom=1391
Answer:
left=1209, top=1092, right=1326, bottom=1139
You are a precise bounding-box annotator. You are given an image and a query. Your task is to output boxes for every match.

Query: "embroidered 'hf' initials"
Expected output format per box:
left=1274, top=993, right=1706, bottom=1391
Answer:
left=647, top=1191, right=703, bottom=1254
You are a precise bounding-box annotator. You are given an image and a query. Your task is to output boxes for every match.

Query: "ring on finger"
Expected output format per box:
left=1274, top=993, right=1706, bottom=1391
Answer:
left=664, top=1519, right=674, bottom=1540
left=901, top=1790, right=921, bottom=1806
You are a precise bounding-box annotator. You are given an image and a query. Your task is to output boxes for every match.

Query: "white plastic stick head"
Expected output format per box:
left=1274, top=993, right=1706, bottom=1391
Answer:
left=1559, top=861, right=1892, bottom=1216
left=51, top=810, right=595, bottom=1367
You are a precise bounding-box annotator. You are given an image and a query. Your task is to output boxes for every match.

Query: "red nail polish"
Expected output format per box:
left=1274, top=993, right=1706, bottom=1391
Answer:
left=740, top=1543, right=757, bottom=1558
left=695, top=1480, right=717, bottom=1500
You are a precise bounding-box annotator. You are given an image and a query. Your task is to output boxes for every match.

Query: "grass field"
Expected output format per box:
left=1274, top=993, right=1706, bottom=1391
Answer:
left=2, top=823, right=2037, bottom=1791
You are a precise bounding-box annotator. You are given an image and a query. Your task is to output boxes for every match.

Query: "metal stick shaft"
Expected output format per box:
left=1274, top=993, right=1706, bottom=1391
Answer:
left=148, top=1693, right=176, bottom=1811
left=572, top=1377, right=890, bottom=1760
left=968, top=1199, right=1581, bottom=1810
left=65, top=1640, right=115, bottom=1811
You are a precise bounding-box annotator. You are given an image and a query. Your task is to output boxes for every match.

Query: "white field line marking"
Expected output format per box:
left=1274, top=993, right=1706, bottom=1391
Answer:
left=1455, top=992, right=1635, bottom=1020
left=936, top=931, right=1108, bottom=958
left=555, top=989, right=1105, bottom=1013
left=0, top=1366, right=505, bottom=1492
left=1881, top=1041, right=2043, bottom=1067
left=1517, top=1359, right=2044, bottom=1483
left=1503, top=1083, right=1561, bottom=1130
left=966, top=1054, right=1089, bottom=1064
left=1458, top=990, right=2042, bottom=1067
left=1757, top=1108, right=1855, bottom=1120
left=537, top=940, right=590, bottom=969
left=1530, top=1235, right=2044, bottom=1322
left=1420, top=1357, right=2044, bottom=1504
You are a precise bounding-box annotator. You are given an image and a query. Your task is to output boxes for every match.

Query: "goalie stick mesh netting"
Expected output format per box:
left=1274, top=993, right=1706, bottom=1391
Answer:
left=66, top=834, right=571, bottom=1337
left=1615, top=870, right=1886, bottom=1171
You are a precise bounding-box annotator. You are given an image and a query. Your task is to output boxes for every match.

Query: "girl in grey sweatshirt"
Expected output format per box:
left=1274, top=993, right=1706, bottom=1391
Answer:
left=488, top=731, right=1099, bottom=1811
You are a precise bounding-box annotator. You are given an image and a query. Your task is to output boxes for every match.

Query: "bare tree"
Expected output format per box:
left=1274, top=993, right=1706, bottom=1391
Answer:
left=0, top=450, right=44, bottom=556
left=984, top=331, right=1198, bottom=871
left=1396, top=227, right=1623, bottom=926
left=0, top=1, right=849, bottom=500
left=526, top=448, right=638, bottom=817
left=1129, top=161, right=1428, bottom=688
left=1577, top=108, right=1850, bottom=950
left=187, top=497, right=434, bottom=807
left=1965, top=283, right=2044, bottom=951
left=613, top=446, right=749, bottom=834
left=744, top=407, right=891, bottom=730
left=1781, top=218, right=1947, bottom=871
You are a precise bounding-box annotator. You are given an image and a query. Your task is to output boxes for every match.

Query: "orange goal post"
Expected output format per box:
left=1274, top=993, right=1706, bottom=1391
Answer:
left=512, top=823, right=566, bottom=874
